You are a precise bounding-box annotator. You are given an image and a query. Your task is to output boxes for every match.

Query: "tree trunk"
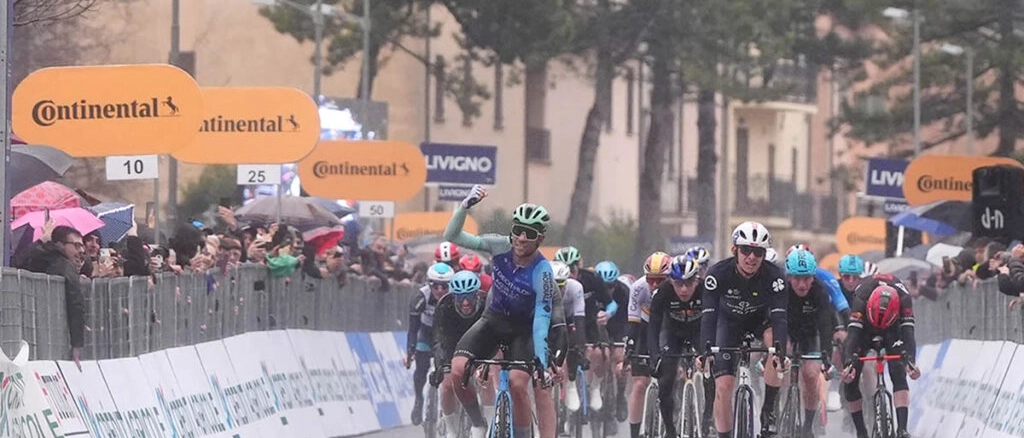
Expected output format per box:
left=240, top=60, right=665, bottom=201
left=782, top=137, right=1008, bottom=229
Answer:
left=564, top=49, right=613, bottom=242
left=633, top=43, right=674, bottom=262
left=995, top=8, right=1016, bottom=157
left=696, top=89, right=718, bottom=241
left=356, top=43, right=381, bottom=100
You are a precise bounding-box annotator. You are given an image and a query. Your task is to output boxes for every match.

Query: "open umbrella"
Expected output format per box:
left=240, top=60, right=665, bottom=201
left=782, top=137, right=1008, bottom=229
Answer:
left=234, top=196, right=342, bottom=229
left=303, top=225, right=345, bottom=256
left=925, top=243, right=964, bottom=267
left=889, top=200, right=971, bottom=236
left=875, top=257, right=934, bottom=279
left=86, top=202, right=135, bottom=245
left=307, top=197, right=356, bottom=218
left=11, top=207, right=105, bottom=241
left=10, top=145, right=74, bottom=197
left=11, top=181, right=82, bottom=220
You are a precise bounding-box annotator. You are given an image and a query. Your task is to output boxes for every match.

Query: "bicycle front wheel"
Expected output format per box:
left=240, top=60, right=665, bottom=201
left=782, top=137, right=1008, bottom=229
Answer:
left=777, top=379, right=801, bottom=438
left=495, top=392, right=513, bottom=438
left=680, top=381, right=699, bottom=438
left=426, top=385, right=439, bottom=438
left=732, top=385, right=755, bottom=438
left=641, top=383, right=662, bottom=438
left=872, top=390, right=895, bottom=438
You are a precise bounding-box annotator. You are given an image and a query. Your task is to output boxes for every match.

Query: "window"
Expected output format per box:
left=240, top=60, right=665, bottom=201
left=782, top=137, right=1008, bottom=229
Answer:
left=433, top=56, right=446, bottom=123
left=494, top=63, right=504, bottom=130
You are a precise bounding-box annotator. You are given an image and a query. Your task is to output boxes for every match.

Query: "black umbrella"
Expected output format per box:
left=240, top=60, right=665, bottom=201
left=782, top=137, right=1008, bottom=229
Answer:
left=307, top=197, right=356, bottom=218
left=234, top=196, right=342, bottom=229
left=894, top=200, right=973, bottom=233
left=10, top=145, right=74, bottom=197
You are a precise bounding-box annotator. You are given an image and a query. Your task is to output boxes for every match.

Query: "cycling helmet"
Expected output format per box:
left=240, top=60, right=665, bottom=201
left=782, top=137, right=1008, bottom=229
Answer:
left=512, top=203, right=551, bottom=230
left=786, top=243, right=811, bottom=257
left=765, top=248, right=779, bottom=263
left=459, top=254, right=483, bottom=273
left=669, top=258, right=700, bottom=281
left=450, top=270, right=482, bottom=294
left=595, top=261, right=620, bottom=283
left=866, top=285, right=901, bottom=328
left=862, top=261, right=879, bottom=278
left=685, top=246, right=712, bottom=265
left=838, top=255, right=865, bottom=276
left=785, top=249, right=817, bottom=276
left=435, top=242, right=461, bottom=263
left=555, top=246, right=582, bottom=266
left=732, top=221, right=771, bottom=248
left=644, top=252, right=672, bottom=276
left=427, top=262, right=455, bottom=282
left=551, top=261, right=572, bottom=283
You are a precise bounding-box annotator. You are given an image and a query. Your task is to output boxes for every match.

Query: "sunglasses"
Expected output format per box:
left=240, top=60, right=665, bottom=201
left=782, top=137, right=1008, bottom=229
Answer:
left=510, top=224, right=542, bottom=241
left=671, top=276, right=699, bottom=287
left=737, top=245, right=766, bottom=258
left=840, top=274, right=860, bottom=281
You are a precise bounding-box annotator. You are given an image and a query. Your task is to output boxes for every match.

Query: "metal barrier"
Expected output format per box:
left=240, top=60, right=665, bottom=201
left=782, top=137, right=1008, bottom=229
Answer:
left=911, top=278, right=1024, bottom=346
left=0, top=264, right=412, bottom=361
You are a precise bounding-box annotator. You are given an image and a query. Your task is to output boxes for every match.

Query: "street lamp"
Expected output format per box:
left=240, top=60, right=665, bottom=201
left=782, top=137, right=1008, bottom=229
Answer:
left=883, top=6, right=921, bottom=157
left=941, top=43, right=975, bottom=155
left=252, top=0, right=371, bottom=101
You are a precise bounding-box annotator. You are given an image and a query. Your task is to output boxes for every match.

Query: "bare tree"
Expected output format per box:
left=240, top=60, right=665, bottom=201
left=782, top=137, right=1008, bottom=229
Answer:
left=13, top=0, right=98, bottom=27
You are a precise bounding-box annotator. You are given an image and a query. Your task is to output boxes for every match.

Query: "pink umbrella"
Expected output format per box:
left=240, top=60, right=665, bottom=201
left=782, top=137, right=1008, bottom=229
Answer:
left=303, top=225, right=345, bottom=256
left=11, top=181, right=81, bottom=220
left=11, top=207, right=105, bottom=241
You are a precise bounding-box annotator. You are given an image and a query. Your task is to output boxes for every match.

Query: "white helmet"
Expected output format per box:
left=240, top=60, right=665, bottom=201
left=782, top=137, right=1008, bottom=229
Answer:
left=732, top=221, right=771, bottom=248
left=427, top=262, right=456, bottom=282
left=861, top=261, right=879, bottom=278
left=765, top=248, right=778, bottom=263
left=551, top=261, right=572, bottom=282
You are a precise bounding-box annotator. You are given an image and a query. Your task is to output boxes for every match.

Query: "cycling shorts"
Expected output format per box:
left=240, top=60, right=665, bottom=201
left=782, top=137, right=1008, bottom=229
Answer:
left=416, top=325, right=434, bottom=352
left=711, top=312, right=771, bottom=378
left=454, top=313, right=534, bottom=372
left=788, top=326, right=820, bottom=357
left=583, top=319, right=610, bottom=344
left=606, top=322, right=627, bottom=345
left=629, top=325, right=650, bottom=376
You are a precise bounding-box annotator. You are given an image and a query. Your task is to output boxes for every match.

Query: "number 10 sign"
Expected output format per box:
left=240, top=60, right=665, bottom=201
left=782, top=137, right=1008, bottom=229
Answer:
left=106, top=155, right=159, bottom=180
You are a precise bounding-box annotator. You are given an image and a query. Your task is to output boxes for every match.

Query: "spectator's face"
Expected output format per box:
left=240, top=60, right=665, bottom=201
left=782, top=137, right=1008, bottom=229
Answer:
left=84, top=235, right=100, bottom=257
left=228, top=249, right=242, bottom=264
left=976, top=246, right=987, bottom=263
left=372, top=238, right=387, bottom=254
left=58, top=234, right=85, bottom=265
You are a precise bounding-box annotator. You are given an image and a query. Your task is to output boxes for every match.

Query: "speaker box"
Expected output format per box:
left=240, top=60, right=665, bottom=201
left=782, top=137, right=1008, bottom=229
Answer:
left=972, top=165, right=1024, bottom=240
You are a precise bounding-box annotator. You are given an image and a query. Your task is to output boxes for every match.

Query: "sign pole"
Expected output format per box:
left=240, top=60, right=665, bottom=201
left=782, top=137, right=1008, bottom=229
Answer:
left=276, top=182, right=282, bottom=224
left=896, top=225, right=905, bottom=257
left=153, top=159, right=161, bottom=246
left=0, top=0, right=10, bottom=265
left=389, top=218, right=395, bottom=247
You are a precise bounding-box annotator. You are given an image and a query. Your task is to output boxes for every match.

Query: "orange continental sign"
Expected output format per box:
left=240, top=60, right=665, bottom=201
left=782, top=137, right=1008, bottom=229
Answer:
left=818, top=253, right=841, bottom=275
left=387, top=212, right=480, bottom=242
left=835, top=217, right=886, bottom=255
left=173, top=87, right=319, bottom=164
left=12, top=64, right=203, bottom=157
left=298, top=140, right=428, bottom=201
left=903, top=154, right=1023, bottom=205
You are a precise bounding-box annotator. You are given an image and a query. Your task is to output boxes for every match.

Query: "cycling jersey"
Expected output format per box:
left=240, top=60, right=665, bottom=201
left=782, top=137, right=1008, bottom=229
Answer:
left=579, top=269, right=614, bottom=343
left=647, top=280, right=703, bottom=356
left=408, top=285, right=441, bottom=354
left=433, top=293, right=486, bottom=367
left=563, top=278, right=586, bottom=321
left=786, top=280, right=836, bottom=358
left=443, top=206, right=559, bottom=367
left=605, top=280, right=630, bottom=342
left=626, top=278, right=654, bottom=373
left=845, top=275, right=916, bottom=364
left=815, top=268, right=852, bottom=320
left=628, top=279, right=653, bottom=324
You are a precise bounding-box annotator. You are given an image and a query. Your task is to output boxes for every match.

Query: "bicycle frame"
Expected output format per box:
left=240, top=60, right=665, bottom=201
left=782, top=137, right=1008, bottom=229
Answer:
left=466, top=358, right=536, bottom=438
left=710, top=336, right=780, bottom=438
left=858, top=351, right=902, bottom=438
left=778, top=353, right=823, bottom=438
left=657, top=351, right=703, bottom=438
left=633, top=354, right=663, bottom=438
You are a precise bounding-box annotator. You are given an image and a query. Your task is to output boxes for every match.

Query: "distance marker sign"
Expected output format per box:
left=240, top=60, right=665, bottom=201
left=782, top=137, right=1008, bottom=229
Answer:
left=298, top=141, right=427, bottom=201
left=13, top=64, right=203, bottom=157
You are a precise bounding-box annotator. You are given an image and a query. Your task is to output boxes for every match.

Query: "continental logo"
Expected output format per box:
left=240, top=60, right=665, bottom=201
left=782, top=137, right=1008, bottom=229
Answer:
left=396, top=227, right=445, bottom=241
left=31, top=97, right=181, bottom=126
left=847, top=233, right=885, bottom=245
left=200, top=114, right=302, bottom=133
left=312, top=161, right=412, bottom=178
left=916, top=175, right=972, bottom=193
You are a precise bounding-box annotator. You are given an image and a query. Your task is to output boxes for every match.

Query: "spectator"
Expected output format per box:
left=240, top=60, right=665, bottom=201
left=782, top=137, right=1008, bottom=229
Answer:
left=266, top=236, right=303, bottom=278
left=21, top=223, right=85, bottom=369
left=353, top=235, right=393, bottom=291
left=79, top=231, right=101, bottom=278
left=997, top=244, right=1024, bottom=303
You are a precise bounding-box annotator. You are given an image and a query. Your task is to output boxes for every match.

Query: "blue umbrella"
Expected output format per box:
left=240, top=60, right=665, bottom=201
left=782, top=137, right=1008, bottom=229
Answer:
left=86, top=202, right=135, bottom=245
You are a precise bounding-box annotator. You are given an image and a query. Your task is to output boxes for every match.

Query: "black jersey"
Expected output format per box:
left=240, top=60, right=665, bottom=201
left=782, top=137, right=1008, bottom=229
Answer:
left=845, top=274, right=916, bottom=363
left=647, top=281, right=704, bottom=351
left=700, top=257, right=789, bottom=349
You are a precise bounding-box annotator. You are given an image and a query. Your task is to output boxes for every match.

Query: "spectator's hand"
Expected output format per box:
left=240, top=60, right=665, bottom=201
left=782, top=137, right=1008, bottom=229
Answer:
left=999, top=266, right=1010, bottom=276
left=40, top=219, right=57, bottom=242
left=95, top=259, right=117, bottom=278
left=218, top=206, right=237, bottom=230
left=72, top=347, right=82, bottom=371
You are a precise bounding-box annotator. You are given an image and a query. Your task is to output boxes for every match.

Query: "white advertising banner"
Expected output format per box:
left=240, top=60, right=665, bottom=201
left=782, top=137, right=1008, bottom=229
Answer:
left=58, top=360, right=130, bottom=437
left=369, top=331, right=416, bottom=425
left=98, top=357, right=174, bottom=437
left=162, top=346, right=236, bottom=438
left=194, top=341, right=265, bottom=438
left=23, top=360, right=89, bottom=436
left=0, top=342, right=76, bottom=438
left=330, top=333, right=379, bottom=434
left=285, top=330, right=357, bottom=437
left=247, top=330, right=329, bottom=438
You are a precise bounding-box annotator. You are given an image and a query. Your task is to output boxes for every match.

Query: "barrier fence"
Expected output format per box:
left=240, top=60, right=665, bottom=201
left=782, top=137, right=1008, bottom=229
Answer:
left=911, top=278, right=1024, bottom=346
left=0, top=264, right=414, bottom=362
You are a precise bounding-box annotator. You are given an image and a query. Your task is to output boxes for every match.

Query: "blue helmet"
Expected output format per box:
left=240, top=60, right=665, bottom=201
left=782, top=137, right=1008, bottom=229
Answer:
left=838, top=255, right=865, bottom=276
left=685, top=246, right=711, bottom=265
left=669, top=257, right=700, bottom=281
left=450, top=270, right=481, bottom=294
left=785, top=249, right=817, bottom=276
left=595, top=261, right=620, bottom=283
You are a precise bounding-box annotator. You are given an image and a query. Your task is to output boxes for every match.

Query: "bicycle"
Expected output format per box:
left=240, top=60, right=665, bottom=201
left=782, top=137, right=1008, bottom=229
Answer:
left=463, top=352, right=541, bottom=438
left=631, top=354, right=664, bottom=438
left=707, top=334, right=782, bottom=438
left=847, top=336, right=908, bottom=438
left=429, top=365, right=473, bottom=438
left=584, top=341, right=615, bottom=438
left=652, top=348, right=705, bottom=438
left=777, top=352, right=829, bottom=438
left=563, top=353, right=590, bottom=438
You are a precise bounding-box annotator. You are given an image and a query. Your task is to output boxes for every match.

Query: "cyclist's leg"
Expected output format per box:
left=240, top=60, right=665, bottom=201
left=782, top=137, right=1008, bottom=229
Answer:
left=628, top=330, right=650, bottom=438
left=585, top=322, right=607, bottom=410
left=656, top=331, right=681, bottom=437
left=760, top=322, right=782, bottom=435
left=712, top=317, right=741, bottom=436
left=451, top=318, right=500, bottom=430
left=509, top=331, right=540, bottom=436
left=610, top=327, right=629, bottom=420
left=413, top=334, right=433, bottom=426
left=441, top=367, right=464, bottom=438
left=843, top=358, right=869, bottom=438
left=536, top=383, right=557, bottom=438
left=796, top=335, right=822, bottom=435
left=885, top=330, right=911, bottom=434
left=565, top=348, right=583, bottom=411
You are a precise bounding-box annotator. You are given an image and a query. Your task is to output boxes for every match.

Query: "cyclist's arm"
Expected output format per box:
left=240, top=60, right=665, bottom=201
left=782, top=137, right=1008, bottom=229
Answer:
left=647, top=291, right=664, bottom=358
left=769, top=276, right=790, bottom=352
left=433, top=300, right=453, bottom=366
left=551, top=281, right=566, bottom=330
left=815, top=290, right=835, bottom=360
left=896, top=286, right=917, bottom=364
left=844, top=296, right=868, bottom=363
left=532, top=261, right=557, bottom=369
left=407, top=292, right=425, bottom=356
left=443, top=205, right=510, bottom=254
left=700, top=284, right=719, bottom=348
left=816, top=268, right=850, bottom=314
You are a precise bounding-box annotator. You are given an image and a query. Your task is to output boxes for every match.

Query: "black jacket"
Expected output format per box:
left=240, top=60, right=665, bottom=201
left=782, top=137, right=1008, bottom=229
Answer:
left=23, top=242, right=86, bottom=349
left=997, top=257, right=1024, bottom=297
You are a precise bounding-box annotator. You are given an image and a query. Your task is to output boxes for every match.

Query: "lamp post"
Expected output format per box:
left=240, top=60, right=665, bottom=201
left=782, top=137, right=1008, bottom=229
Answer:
left=941, top=43, right=975, bottom=155
left=883, top=6, right=921, bottom=157
left=252, top=0, right=370, bottom=100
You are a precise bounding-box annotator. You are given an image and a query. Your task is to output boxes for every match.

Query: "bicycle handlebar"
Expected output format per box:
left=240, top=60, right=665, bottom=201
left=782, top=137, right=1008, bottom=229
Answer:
left=857, top=354, right=904, bottom=362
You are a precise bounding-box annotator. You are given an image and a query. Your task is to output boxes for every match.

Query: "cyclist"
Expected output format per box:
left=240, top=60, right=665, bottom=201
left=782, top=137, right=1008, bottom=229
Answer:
left=433, top=270, right=487, bottom=438
left=555, top=246, right=614, bottom=412
left=649, top=257, right=715, bottom=438
left=700, top=221, right=789, bottom=438
left=861, top=261, right=879, bottom=278
left=782, top=249, right=837, bottom=437
left=407, top=262, right=456, bottom=425
left=437, top=242, right=462, bottom=269
left=596, top=260, right=631, bottom=425
left=765, top=248, right=779, bottom=265
left=685, top=246, right=713, bottom=277
left=842, top=275, right=920, bottom=438
left=553, top=261, right=588, bottom=413
left=460, top=254, right=493, bottom=293
left=443, top=185, right=562, bottom=438
left=786, top=244, right=852, bottom=327
left=625, top=251, right=672, bottom=438
left=833, top=254, right=866, bottom=422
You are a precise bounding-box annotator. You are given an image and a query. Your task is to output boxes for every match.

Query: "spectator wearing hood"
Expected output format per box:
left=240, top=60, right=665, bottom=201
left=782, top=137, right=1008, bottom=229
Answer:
left=21, top=224, right=86, bottom=369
